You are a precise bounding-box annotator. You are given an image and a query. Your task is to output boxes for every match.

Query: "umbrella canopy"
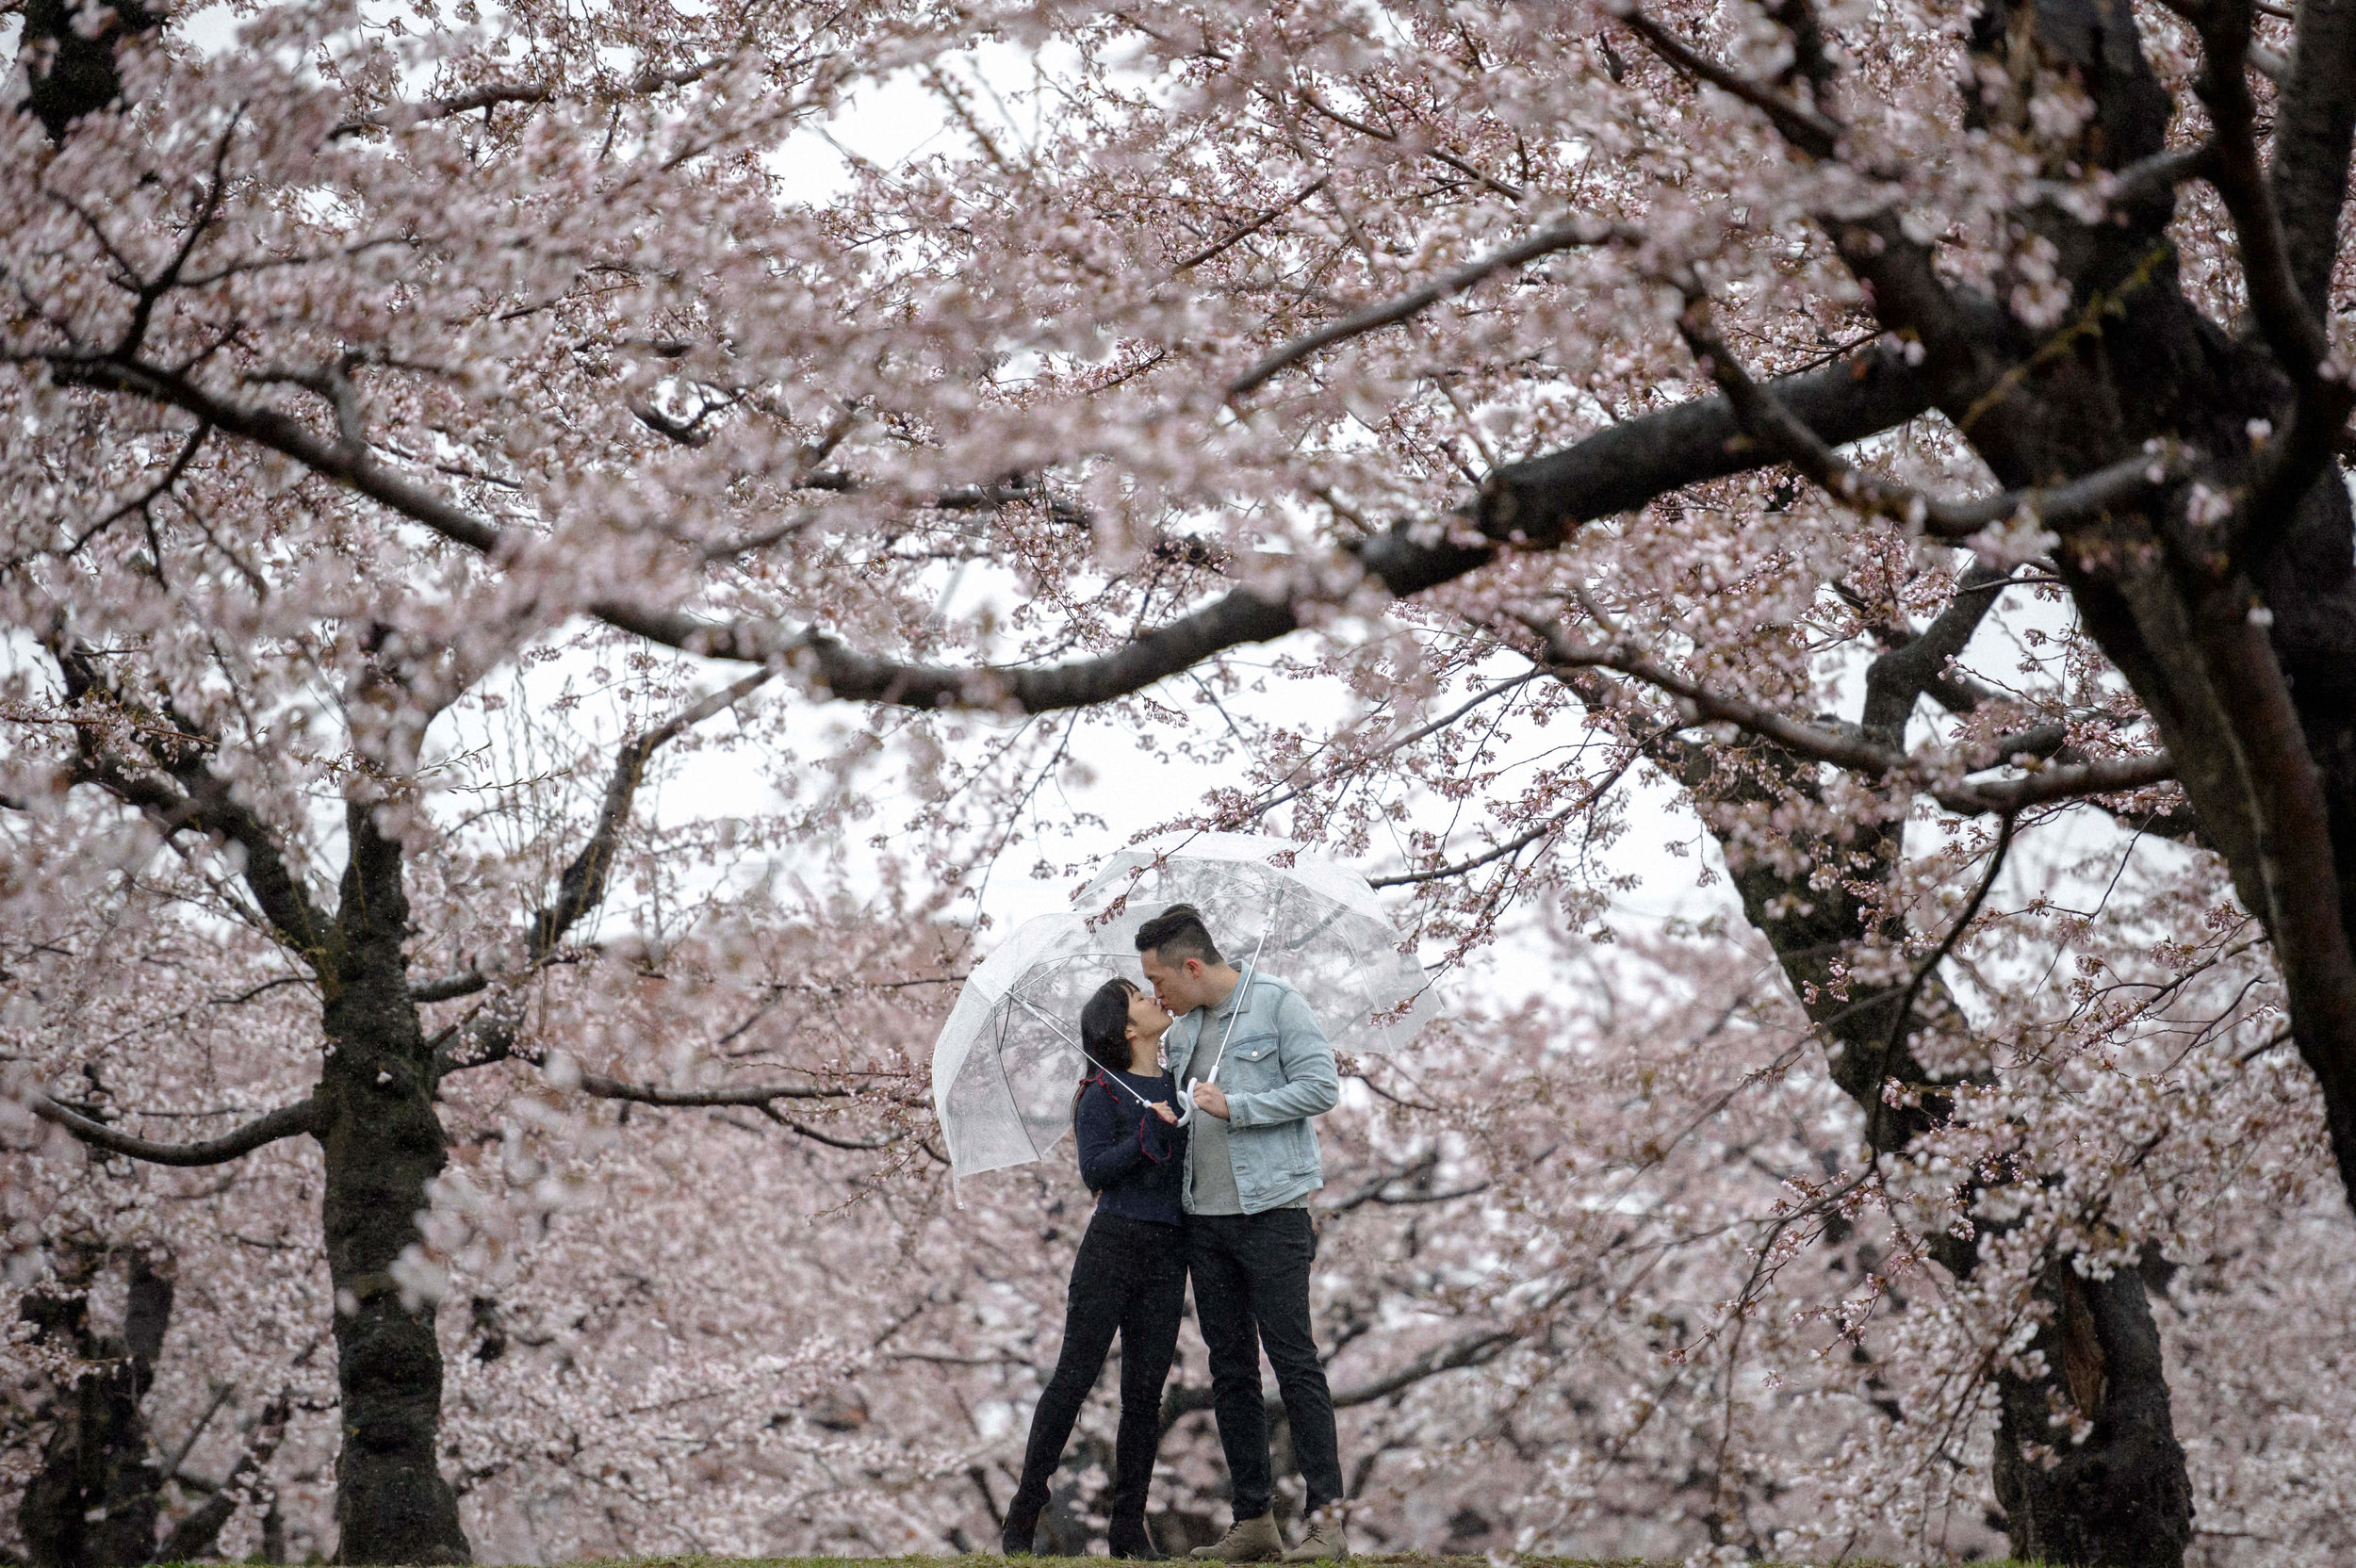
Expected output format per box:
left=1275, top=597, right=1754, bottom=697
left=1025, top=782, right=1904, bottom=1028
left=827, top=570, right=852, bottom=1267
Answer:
left=932, top=836, right=1440, bottom=1181
left=1074, top=833, right=1440, bottom=1059
left=930, top=912, right=1148, bottom=1179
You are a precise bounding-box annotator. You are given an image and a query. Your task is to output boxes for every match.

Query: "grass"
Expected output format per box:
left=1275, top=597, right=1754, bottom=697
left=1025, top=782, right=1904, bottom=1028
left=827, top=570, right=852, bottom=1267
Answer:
left=161, top=1544, right=2083, bottom=1554
left=170, top=1556, right=2069, bottom=1567
left=525, top=1544, right=2073, bottom=1554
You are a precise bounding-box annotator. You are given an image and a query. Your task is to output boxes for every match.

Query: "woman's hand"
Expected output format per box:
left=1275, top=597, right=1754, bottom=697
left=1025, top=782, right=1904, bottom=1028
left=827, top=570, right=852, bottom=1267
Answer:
left=1150, top=1102, right=1180, bottom=1124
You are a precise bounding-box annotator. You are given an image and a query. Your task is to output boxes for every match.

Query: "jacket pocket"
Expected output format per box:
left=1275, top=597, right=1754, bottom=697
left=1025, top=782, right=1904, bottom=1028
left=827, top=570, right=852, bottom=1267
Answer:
left=1220, top=1034, right=1284, bottom=1092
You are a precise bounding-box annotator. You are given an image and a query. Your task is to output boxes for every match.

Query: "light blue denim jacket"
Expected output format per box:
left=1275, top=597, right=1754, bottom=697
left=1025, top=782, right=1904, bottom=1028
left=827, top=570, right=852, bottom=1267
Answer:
left=1165, top=967, right=1338, bottom=1215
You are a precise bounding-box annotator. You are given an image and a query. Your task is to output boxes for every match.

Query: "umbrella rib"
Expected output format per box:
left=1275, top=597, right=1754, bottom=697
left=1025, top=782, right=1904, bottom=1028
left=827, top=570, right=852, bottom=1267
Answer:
left=1010, top=989, right=1156, bottom=1107
left=988, top=1002, right=1038, bottom=1160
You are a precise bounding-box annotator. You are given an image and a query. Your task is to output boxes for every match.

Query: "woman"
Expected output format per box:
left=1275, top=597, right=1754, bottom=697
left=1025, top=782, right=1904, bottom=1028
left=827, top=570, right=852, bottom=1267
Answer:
left=1003, top=976, right=1188, bottom=1560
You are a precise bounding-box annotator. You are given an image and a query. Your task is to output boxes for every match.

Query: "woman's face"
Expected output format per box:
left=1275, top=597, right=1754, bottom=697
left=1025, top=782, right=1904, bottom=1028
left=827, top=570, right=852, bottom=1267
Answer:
left=1125, top=987, right=1171, bottom=1042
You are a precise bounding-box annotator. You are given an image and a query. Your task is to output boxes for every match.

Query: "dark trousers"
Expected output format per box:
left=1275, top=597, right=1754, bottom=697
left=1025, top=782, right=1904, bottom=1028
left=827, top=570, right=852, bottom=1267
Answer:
left=1013, top=1210, right=1187, bottom=1526
left=1187, top=1208, right=1344, bottom=1520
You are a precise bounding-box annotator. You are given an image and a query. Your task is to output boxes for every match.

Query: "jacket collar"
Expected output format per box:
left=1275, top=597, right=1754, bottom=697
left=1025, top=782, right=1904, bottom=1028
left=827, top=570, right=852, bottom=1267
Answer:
left=1208, top=964, right=1260, bottom=1020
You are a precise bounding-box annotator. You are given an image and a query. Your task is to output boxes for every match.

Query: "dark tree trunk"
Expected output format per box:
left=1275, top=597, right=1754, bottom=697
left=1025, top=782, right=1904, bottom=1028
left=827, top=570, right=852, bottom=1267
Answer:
left=16, top=1250, right=172, bottom=1568
left=1669, top=740, right=2195, bottom=1567
left=315, top=804, right=470, bottom=1565
left=1990, top=1266, right=2195, bottom=1565
left=17, top=0, right=161, bottom=139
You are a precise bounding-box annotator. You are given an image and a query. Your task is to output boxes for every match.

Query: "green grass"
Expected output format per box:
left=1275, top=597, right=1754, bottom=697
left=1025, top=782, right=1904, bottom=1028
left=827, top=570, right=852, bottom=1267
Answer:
left=161, top=1544, right=2064, bottom=1554
left=522, top=1556, right=2060, bottom=1568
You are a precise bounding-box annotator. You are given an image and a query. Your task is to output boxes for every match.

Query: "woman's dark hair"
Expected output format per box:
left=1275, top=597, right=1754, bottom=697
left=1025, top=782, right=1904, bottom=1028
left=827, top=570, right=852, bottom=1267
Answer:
left=1080, top=977, right=1138, bottom=1075
left=1073, top=976, right=1140, bottom=1129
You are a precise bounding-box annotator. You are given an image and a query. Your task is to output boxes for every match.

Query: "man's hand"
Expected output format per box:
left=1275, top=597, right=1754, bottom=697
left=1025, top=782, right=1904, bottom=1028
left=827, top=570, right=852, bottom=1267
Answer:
left=1150, top=1102, right=1180, bottom=1124
left=1191, top=1082, right=1230, bottom=1119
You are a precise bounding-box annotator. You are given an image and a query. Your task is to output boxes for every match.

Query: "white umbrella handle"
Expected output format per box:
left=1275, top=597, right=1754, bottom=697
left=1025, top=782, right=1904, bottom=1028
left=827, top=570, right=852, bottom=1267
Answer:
left=1177, top=890, right=1281, bottom=1124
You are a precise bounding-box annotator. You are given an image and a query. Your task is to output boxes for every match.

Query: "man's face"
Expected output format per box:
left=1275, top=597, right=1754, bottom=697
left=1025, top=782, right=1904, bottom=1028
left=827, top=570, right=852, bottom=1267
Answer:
left=1138, top=949, right=1208, bottom=1016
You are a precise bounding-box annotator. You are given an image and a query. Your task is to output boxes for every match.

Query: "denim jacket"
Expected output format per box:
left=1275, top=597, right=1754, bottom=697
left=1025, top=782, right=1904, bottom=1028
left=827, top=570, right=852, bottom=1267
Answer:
left=1165, top=967, right=1338, bottom=1215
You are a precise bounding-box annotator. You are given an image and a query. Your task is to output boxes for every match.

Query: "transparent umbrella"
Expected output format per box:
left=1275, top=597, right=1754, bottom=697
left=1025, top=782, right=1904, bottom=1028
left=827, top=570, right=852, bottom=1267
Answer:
left=930, top=912, right=1156, bottom=1180
left=1074, top=832, right=1440, bottom=1072
left=932, top=836, right=1439, bottom=1180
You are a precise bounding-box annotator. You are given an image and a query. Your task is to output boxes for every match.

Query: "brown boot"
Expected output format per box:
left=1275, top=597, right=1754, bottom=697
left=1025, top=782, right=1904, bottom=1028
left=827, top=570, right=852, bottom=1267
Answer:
left=1280, top=1511, right=1349, bottom=1561
left=1186, top=1512, right=1284, bottom=1562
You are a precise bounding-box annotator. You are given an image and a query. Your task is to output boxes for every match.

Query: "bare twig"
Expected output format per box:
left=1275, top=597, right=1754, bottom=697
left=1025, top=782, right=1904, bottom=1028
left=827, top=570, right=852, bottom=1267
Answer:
left=1227, top=214, right=1633, bottom=398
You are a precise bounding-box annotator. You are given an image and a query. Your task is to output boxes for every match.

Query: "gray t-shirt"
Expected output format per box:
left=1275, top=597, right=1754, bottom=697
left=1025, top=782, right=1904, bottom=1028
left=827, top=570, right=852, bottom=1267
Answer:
left=1186, top=1101, right=1307, bottom=1215
left=1187, top=1102, right=1246, bottom=1216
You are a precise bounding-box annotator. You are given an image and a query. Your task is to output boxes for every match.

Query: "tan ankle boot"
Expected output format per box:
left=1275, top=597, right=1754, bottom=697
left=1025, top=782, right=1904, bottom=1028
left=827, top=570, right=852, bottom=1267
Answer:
left=1187, top=1512, right=1284, bottom=1562
left=1279, top=1512, right=1348, bottom=1561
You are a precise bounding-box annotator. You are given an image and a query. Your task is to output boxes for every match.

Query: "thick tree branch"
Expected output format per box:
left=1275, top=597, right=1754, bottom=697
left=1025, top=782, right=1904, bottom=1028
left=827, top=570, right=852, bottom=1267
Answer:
left=329, top=59, right=725, bottom=139
left=573, top=1071, right=852, bottom=1107
left=1862, top=564, right=2018, bottom=738
left=1618, top=8, right=1842, bottom=159
left=48, top=642, right=336, bottom=965
left=47, top=343, right=1937, bottom=713
left=2192, top=0, right=2333, bottom=382
left=1676, top=296, right=2193, bottom=540
left=28, top=1095, right=319, bottom=1166
left=2268, top=0, right=2356, bottom=316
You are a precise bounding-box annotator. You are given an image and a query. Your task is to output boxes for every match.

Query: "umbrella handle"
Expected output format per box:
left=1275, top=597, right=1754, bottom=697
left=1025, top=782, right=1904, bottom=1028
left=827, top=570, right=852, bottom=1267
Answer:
left=1175, top=1078, right=1198, bottom=1124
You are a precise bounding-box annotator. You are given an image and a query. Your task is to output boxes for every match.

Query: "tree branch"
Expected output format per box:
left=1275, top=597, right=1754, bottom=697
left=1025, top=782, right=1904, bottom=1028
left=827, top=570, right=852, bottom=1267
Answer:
left=49, top=342, right=1936, bottom=713
left=28, top=1095, right=319, bottom=1166
left=1529, top=619, right=2174, bottom=815
left=1676, top=294, right=2193, bottom=540
left=415, top=669, right=774, bottom=1003
left=534, top=668, right=774, bottom=956
left=1618, top=8, right=1843, bottom=159
left=2192, top=0, right=2333, bottom=383
left=1172, top=175, right=1331, bottom=271
left=47, top=641, right=335, bottom=965
left=156, top=1388, right=290, bottom=1563
left=573, top=1070, right=853, bottom=1107
left=1225, top=213, right=1634, bottom=398
left=2267, top=0, right=2356, bottom=317
left=1368, top=749, right=1643, bottom=886
left=1861, top=563, right=2018, bottom=738
left=1863, top=811, right=2015, bottom=1147
left=329, top=59, right=725, bottom=139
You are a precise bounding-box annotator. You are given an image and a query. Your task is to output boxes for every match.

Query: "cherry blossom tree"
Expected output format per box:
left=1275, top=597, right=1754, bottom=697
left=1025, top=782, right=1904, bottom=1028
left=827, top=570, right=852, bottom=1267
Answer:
left=11, top=0, right=2356, bottom=1560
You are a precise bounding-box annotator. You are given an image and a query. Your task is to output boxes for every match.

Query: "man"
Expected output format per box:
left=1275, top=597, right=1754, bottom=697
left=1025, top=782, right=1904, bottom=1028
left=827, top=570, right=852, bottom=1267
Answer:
left=1136, top=903, right=1347, bottom=1563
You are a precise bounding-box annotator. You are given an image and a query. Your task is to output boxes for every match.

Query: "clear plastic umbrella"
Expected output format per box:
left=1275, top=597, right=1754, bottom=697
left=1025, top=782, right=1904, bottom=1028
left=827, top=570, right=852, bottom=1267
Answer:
left=931, top=836, right=1439, bottom=1179
left=1074, top=833, right=1440, bottom=1069
left=930, top=912, right=1156, bottom=1180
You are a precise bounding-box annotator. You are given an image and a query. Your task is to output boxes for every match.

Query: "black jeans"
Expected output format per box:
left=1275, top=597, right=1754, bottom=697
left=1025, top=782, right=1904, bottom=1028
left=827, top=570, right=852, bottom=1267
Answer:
left=1186, top=1208, right=1343, bottom=1519
left=1013, top=1210, right=1187, bottom=1526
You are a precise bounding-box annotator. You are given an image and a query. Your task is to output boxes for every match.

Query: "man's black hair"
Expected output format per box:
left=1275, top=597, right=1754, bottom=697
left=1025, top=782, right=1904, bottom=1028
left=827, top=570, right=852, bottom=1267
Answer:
left=1134, top=903, right=1223, bottom=968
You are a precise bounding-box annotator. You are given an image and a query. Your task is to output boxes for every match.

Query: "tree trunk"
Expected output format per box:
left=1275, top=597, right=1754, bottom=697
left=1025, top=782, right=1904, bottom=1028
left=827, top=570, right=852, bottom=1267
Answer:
left=15, top=1250, right=172, bottom=1568
left=1990, top=1266, right=2196, bottom=1565
left=315, top=805, right=470, bottom=1565
left=1683, top=743, right=2195, bottom=1567
left=16, top=0, right=161, bottom=139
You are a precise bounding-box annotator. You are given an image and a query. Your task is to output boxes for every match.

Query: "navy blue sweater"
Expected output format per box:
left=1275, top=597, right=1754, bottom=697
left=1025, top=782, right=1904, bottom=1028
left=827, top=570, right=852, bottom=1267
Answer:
left=1075, top=1068, right=1186, bottom=1226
